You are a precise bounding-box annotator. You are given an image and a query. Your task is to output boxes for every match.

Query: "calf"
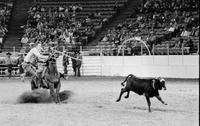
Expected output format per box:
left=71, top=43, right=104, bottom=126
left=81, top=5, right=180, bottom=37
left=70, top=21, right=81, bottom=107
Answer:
left=116, top=74, right=167, bottom=112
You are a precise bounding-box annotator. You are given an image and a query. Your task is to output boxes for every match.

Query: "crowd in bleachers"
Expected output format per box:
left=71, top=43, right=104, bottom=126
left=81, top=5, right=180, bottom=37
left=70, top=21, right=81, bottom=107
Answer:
left=0, top=2, right=13, bottom=49
left=20, top=0, right=127, bottom=53
left=96, top=0, right=199, bottom=56
left=21, top=4, right=92, bottom=52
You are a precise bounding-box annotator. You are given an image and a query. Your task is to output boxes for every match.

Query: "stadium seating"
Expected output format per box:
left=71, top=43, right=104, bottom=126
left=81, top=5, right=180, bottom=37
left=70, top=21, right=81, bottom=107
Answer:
left=0, top=1, right=13, bottom=51
left=0, top=0, right=199, bottom=56
left=88, top=0, right=199, bottom=56
left=19, top=0, right=128, bottom=53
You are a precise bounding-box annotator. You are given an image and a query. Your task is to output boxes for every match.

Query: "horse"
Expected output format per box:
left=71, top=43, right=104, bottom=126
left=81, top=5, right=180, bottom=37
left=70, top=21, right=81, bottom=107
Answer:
left=31, top=55, right=61, bottom=103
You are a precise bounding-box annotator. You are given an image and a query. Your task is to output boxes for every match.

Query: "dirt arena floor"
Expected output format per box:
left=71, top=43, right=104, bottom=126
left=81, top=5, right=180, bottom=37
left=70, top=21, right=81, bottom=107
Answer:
left=0, top=77, right=199, bottom=126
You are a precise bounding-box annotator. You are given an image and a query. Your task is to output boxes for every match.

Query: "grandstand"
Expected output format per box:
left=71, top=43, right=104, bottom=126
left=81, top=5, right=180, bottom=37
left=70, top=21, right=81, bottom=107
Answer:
left=0, top=0, right=199, bottom=77
left=0, top=1, right=199, bottom=126
left=0, top=0, right=199, bottom=55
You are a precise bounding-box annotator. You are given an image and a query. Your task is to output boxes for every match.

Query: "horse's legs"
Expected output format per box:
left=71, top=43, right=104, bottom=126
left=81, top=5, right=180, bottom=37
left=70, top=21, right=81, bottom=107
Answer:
left=31, top=78, right=35, bottom=90
left=49, top=84, right=57, bottom=103
left=56, top=82, right=61, bottom=103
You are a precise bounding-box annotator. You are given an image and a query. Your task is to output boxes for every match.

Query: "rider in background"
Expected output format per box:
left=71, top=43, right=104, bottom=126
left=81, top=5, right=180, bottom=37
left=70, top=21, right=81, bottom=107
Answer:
left=21, top=43, right=49, bottom=87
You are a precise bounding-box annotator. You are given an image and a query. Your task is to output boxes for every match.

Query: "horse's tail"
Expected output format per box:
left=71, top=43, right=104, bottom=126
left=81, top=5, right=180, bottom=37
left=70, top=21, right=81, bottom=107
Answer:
left=121, top=74, right=134, bottom=86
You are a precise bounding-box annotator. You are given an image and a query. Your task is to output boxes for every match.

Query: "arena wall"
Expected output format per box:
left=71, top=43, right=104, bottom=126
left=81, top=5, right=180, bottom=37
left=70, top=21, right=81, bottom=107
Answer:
left=82, top=55, right=199, bottom=78
left=0, top=55, right=199, bottom=78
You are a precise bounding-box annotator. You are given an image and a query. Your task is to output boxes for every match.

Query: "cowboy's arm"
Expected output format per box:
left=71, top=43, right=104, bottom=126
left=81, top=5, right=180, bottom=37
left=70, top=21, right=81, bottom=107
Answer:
left=33, top=49, right=49, bottom=60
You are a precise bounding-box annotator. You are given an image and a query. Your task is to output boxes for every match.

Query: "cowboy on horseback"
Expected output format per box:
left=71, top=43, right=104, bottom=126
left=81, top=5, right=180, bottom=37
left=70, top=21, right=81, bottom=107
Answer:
left=21, top=43, right=49, bottom=88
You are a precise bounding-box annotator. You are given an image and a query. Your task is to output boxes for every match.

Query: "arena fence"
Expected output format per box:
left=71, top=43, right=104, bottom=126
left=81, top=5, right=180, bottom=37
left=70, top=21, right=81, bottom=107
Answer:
left=0, top=55, right=199, bottom=78
left=0, top=44, right=199, bottom=78
left=0, top=43, right=199, bottom=57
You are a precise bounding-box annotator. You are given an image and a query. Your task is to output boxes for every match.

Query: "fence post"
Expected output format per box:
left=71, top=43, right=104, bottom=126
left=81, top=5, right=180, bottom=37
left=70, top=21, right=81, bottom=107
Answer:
left=122, top=45, right=125, bottom=56
left=152, top=44, right=154, bottom=64
left=152, top=44, right=155, bottom=55
left=100, top=46, right=103, bottom=56
left=80, top=46, right=82, bottom=52
left=181, top=43, right=184, bottom=65
left=181, top=43, right=184, bottom=55
left=100, top=50, right=103, bottom=77
left=167, top=44, right=169, bottom=65
left=140, top=45, right=143, bottom=55
left=13, top=46, right=15, bottom=56
left=167, top=44, right=170, bottom=55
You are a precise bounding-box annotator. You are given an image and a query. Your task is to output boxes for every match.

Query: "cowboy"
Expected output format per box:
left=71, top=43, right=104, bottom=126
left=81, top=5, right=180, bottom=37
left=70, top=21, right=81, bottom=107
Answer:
left=21, top=43, right=49, bottom=87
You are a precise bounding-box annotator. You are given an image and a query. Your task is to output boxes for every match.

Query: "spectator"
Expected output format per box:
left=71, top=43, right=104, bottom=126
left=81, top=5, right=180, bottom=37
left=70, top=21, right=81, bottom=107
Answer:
left=16, top=53, right=24, bottom=75
left=21, top=34, right=29, bottom=46
left=75, top=52, right=82, bottom=77
left=185, top=37, right=195, bottom=54
left=174, top=38, right=183, bottom=48
left=101, top=35, right=108, bottom=42
left=181, top=28, right=191, bottom=37
left=4, top=52, right=14, bottom=78
left=62, top=51, right=69, bottom=75
left=71, top=52, right=77, bottom=76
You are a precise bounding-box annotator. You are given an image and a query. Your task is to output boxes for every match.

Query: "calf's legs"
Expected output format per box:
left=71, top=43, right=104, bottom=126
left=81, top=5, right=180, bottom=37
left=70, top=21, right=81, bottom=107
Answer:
left=124, top=91, right=130, bottom=98
left=156, top=96, right=167, bottom=105
left=116, top=88, right=127, bottom=102
left=145, top=95, right=151, bottom=112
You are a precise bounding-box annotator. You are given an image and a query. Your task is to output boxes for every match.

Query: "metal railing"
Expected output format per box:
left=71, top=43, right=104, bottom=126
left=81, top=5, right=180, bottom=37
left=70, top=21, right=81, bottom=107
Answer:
left=0, top=43, right=199, bottom=57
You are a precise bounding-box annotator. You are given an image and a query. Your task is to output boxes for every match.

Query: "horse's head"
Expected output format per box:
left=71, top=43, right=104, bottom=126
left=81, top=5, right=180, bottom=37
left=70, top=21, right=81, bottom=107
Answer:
left=46, top=55, right=57, bottom=67
left=46, top=54, right=58, bottom=74
left=45, top=55, right=60, bottom=83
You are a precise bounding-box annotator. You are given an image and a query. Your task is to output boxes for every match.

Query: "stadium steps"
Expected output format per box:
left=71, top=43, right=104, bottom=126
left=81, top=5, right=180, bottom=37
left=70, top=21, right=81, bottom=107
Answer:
left=2, top=0, right=31, bottom=52
left=86, top=0, right=139, bottom=48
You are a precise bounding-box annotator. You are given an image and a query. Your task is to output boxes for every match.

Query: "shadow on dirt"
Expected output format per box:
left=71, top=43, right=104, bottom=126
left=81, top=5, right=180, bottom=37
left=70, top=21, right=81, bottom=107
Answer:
left=132, top=106, right=194, bottom=113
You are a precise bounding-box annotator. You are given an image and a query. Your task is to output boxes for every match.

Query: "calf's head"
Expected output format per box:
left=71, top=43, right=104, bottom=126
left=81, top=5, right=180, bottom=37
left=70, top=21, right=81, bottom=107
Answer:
left=152, top=77, right=167, bottom=90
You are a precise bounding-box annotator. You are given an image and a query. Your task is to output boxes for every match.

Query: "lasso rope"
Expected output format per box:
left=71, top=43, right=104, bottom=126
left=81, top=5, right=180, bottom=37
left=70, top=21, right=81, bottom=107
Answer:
left=54, top=50, right=82, bottom=61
